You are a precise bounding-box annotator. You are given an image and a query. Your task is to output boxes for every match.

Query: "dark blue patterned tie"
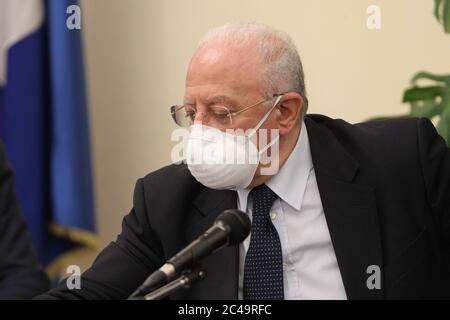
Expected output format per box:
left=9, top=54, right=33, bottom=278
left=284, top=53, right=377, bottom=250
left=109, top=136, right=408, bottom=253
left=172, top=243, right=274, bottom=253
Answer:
left=243, top=184, right=284, bottom=300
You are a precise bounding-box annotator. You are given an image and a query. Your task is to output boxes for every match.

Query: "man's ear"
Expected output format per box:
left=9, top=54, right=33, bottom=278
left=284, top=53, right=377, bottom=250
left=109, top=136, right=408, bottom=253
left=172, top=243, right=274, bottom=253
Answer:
left=276, top=92, right=303, bottom=135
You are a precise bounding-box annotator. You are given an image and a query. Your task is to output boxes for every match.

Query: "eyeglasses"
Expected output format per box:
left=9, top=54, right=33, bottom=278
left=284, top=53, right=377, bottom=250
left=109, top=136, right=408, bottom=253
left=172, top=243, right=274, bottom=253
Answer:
left=170, top=93, right=285, bottom=128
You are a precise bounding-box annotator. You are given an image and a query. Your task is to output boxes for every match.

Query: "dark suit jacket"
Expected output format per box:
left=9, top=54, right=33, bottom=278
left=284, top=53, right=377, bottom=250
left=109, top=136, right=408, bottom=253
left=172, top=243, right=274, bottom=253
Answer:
left=39, top=115, right=450, bottom=300
left=0, top=143, right=49, bottom=299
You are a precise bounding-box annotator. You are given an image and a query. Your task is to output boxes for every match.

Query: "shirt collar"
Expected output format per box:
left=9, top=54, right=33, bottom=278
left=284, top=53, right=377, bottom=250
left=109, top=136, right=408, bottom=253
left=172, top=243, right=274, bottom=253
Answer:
left=237, top=121, right=313, bottom=211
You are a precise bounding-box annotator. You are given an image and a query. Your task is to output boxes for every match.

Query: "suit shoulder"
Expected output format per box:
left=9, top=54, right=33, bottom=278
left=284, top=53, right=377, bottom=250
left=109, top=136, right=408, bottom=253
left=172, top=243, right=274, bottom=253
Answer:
left=307, top=114, right=421, bottom=136
left=307, top=114, right=422, bottom=146
left=306, top=114, right=426, bottom=172
left=355, top=117, right=423, bottom=135
left=138, top=163, right=202, bottom=202
left=141, top=163, right=194, bottom=187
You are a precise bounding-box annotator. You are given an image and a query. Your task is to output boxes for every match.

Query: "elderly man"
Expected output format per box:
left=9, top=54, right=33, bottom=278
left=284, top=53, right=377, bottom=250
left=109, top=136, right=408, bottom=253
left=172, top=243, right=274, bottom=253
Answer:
left=40, top=23, right=450, bottom=300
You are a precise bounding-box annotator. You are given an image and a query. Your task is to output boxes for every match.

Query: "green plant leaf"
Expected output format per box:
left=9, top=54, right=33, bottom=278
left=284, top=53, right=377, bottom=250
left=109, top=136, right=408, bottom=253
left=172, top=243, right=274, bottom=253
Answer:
left=444, top=0, right=450, bottom=33
left=403, top=86, right=444, bottom=102
left=411, top=101, right=442, bottom=118
left=434, top=0, right=450, bottom=33
left=401, top=72, right=450, bottom=145
left=435, top=0, right=443, bottom=22
left=411, top=72, right=450, bottom=85
left=436, top=104, right=450, bottom=143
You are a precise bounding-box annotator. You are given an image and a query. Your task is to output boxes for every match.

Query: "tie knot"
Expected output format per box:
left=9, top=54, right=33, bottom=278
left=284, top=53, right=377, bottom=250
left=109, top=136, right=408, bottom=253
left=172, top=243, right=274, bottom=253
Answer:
left=250, top=184, right=278, bottom=216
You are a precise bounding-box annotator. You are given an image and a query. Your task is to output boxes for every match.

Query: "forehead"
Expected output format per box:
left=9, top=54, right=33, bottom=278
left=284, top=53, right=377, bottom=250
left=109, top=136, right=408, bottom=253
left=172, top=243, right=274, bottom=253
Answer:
left=185, top=42, right=264, bottom=100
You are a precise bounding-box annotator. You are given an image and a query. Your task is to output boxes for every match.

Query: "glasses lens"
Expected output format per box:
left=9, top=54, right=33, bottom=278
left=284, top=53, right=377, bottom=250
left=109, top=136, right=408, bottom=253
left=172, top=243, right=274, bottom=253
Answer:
left=170, top=105, right=233, bottom=127
left=171, top=105, right=193, bottom=127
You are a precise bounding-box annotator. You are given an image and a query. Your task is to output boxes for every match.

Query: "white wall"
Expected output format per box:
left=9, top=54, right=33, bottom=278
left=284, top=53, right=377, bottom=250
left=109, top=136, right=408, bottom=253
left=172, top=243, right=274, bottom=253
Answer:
left=78, top=0, right=450, bottom=258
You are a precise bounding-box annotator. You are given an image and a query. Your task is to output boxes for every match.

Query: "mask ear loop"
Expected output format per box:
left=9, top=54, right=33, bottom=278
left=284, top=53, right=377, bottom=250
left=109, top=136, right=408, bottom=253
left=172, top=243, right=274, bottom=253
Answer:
left=247, top=94, right=283, bottom=139
left=258, top=134, right=280, bottom=155
left=246, top=94, right=283, bottom=162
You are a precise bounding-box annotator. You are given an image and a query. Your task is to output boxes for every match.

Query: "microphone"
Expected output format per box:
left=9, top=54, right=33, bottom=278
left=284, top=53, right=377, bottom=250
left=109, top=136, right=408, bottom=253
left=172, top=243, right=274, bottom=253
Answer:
left=129, top=209, right=250, bottom=299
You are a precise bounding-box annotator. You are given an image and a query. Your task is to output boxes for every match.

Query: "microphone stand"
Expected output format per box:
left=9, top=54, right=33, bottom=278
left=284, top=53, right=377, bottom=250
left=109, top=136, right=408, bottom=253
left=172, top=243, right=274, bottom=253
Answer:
left=131, top=267, right=206, bottom=300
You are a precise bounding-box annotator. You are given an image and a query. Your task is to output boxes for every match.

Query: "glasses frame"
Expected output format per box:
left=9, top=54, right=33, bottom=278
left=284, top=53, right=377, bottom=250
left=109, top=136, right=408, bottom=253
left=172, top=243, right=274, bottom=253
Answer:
left=171, top=93, right=286, bottom=127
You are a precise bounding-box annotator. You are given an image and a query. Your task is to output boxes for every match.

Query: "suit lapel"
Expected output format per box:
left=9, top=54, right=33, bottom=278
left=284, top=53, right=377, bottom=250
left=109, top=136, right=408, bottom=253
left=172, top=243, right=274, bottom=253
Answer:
left=305, top=117, right=384, bottom=299
left=185, top=188, right=239, bottom=299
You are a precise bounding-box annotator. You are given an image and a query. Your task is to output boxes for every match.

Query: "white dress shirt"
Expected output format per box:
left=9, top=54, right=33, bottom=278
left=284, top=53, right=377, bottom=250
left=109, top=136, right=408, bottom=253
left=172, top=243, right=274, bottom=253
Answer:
left=237, top=122, right=347, bottom=300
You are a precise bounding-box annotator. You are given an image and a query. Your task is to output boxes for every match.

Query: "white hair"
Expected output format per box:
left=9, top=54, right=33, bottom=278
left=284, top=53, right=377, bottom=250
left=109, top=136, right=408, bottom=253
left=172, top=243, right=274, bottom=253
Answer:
left=197, top=22, right=308, bottom=115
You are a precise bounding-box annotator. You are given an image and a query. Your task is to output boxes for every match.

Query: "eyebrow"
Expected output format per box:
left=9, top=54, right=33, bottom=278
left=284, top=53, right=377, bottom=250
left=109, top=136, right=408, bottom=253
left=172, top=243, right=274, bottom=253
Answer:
left=183, top=95, right=239, bottom=108
left=207, top=95, right=239, bottom=106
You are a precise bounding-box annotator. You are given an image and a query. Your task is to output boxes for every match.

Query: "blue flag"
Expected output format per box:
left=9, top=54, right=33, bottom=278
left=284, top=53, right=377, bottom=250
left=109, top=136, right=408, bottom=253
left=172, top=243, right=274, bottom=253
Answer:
left=0, top=0, right=96, bottom=268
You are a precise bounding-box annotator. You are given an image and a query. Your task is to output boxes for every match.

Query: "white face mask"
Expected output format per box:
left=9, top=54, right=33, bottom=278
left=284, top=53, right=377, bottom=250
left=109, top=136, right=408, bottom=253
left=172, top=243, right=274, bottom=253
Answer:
left=186, top=96, right=281, bottom=190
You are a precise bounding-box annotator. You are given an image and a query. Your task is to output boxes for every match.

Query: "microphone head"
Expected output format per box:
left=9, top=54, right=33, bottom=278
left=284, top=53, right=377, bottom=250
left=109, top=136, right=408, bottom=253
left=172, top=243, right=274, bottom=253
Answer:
left=215, top=209, right=251, bottom=245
